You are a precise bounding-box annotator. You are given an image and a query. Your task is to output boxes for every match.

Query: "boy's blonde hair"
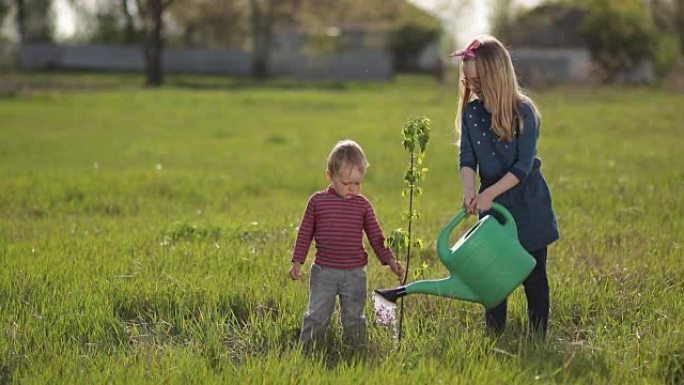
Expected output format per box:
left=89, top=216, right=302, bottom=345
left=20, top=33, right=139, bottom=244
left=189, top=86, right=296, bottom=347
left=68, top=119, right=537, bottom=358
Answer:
left=456, top=35, right=540, bottom=142
left=327, top=140, right=369, bottom=176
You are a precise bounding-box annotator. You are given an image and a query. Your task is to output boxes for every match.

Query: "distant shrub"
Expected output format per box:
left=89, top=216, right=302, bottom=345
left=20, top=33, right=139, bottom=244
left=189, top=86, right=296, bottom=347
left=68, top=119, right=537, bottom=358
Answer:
left=162, top=221, right=221, bottom=243
left=576, top=0, right=658, bottom=81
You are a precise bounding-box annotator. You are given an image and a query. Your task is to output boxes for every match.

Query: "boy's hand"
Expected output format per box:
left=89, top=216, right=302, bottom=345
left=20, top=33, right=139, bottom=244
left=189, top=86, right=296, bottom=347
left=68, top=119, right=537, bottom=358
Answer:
left=388, top=259, right=405, bottom=281
left=290, top=262, right=302, bottom=280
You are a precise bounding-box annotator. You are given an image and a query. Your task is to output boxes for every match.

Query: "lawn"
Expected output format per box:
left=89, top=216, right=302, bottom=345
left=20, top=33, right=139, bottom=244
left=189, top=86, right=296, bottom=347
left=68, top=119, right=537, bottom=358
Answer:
left=0, top=72, right=682, bottom=384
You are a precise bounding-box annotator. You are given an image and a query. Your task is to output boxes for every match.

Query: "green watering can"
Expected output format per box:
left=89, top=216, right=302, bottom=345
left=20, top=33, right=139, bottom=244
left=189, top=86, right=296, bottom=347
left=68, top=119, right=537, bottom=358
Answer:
left=375, top=203, right=536, bottom=309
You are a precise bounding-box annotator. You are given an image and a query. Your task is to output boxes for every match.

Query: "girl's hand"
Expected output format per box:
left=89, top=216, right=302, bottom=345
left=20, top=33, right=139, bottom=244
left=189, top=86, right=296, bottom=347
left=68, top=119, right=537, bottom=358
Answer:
left=290, top=262, right=302, bottom=280
left=474, top=191, right=494, bottom=213
left=388, top=259, right=405, bottom=281
left=463, top=189, right=477, bottom=215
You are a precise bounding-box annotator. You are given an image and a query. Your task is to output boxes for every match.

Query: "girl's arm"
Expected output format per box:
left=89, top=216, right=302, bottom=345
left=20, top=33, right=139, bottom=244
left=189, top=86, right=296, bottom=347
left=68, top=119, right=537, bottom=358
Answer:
left=460, top=167, right=477, bottom=214
left=459, top=112, right=478, bottom=214
left=475, top=103, right=539, bottom=212
left=479, top=172, right=519, bottom=202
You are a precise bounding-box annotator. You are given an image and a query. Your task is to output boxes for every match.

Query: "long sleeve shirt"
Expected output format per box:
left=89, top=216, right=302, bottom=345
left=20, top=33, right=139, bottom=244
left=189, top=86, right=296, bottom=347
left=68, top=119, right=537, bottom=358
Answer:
left=292, top=187, right=395, bottom=269
left=459, top=99, right=559, bottom=251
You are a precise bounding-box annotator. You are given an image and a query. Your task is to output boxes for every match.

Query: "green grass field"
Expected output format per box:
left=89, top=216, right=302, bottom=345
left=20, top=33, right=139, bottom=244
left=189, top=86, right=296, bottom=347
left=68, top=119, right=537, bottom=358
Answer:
left=1, top=73, right=682, bottom=384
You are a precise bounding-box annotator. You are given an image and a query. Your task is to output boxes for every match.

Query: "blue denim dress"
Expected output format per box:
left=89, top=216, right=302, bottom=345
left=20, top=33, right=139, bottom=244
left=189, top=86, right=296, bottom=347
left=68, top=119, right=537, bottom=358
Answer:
left=459, top=99, right=560, bottom=251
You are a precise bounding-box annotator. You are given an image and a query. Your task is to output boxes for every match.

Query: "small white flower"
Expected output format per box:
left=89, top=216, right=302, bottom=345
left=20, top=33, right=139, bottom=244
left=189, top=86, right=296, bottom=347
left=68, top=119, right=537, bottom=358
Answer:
left=156, top=164, right=163, bottom=171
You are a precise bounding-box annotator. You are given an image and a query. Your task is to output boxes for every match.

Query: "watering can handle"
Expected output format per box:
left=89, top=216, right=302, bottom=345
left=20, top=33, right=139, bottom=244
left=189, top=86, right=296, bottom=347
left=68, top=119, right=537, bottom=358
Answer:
left=491, top=202, right=518, bottom=237
left=436, top=203, right=518, bottom=255
left=436, top=208, right=468, bottom=257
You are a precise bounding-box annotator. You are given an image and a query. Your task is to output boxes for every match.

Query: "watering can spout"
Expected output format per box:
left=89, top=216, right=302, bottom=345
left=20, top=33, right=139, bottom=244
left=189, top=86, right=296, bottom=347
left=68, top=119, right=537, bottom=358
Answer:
left=374, top=287, right=407, bottom=303
left=403, top=277, right=481, bottom=303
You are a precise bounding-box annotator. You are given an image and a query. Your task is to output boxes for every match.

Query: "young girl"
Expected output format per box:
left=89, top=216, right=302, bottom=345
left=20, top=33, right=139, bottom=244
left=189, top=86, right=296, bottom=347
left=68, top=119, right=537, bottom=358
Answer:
left=452, top=35, right=560, bottom=337
left=290, top=139, right=404, bottom=350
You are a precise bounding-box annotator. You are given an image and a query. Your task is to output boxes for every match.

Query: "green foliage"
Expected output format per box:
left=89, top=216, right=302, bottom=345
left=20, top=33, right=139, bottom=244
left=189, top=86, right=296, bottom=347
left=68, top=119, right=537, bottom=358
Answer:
left=305, top=29, right=346, bottom=55
left=489, top=0, right=517, bottom=43
left=517, top=0, right=681, bottom=80
left=85, top=4, right=133, bottom=44
left=580, top=0, right=656, bottom=79
left=401, top=116, right=430, bottom=196
left=0, top=0, right=10, bottom=24
left=162, top=221, right=221, bottom=243
left=20, top=0, right=55, bottom=43
left=388, top=23, right=440, bottom=72
left=652, top=31, right=681, bottom=77
left=169, top=0, right=248, bottom=48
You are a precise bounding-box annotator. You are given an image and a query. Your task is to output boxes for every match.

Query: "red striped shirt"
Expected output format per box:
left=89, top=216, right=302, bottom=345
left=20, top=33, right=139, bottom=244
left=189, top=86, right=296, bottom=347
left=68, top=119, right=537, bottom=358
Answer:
left=292, top=187, right=395, bottom=269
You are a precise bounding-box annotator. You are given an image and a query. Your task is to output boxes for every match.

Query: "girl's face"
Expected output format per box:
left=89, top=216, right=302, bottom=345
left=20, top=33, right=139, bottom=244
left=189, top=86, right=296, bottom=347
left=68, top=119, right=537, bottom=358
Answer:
left=327, top=166, right=364, bottom=199
left=462, top=61, right=483, bottom=100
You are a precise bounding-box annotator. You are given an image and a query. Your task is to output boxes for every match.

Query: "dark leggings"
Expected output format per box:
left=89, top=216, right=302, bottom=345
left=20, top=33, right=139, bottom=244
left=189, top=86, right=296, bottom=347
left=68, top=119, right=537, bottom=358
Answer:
left=485, top=247, right=549, bottom=337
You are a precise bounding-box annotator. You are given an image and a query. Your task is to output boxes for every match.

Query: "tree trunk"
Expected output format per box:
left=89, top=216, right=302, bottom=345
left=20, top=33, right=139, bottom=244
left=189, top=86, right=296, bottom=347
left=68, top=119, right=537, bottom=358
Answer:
left=677, top=0, right=684, bottom=55
left=142, top=0, right=165, bottom=86
left=122, top=0, right=136, bottom=44
left=16, top=0, right=26, bottom=44
left=250, top=0, right=273, bottom=79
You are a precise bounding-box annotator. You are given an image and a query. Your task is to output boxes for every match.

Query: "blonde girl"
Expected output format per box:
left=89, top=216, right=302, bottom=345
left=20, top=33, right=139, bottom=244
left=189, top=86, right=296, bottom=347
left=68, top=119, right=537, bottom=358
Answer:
left=452, top=35, right=560, bottom=338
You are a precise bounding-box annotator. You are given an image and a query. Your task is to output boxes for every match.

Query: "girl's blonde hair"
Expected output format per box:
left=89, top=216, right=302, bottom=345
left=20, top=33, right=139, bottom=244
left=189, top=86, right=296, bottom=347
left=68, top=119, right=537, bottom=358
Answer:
left=327, top=139, right=369, bottom=176
left=455, top=35, right=540, bottom=142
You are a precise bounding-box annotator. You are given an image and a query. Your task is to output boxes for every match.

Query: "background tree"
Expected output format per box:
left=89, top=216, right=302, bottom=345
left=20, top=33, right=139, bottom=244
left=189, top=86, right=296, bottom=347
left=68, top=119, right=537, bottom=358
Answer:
left=509, top=0, right=680, bottom=81
left=248, top=0, right=279, bottom=79
left=169, top=0, right=247, bottom=48
left=0, top=1, right=10, bottom=32
left=579, top=0, right=656, bottom=81
left=65, top=0, right=137, bottom=44
left=647, top=0, right=683, bottom=76
left=135, top=0, right=173, bottom=86
left=489, top=0, right=517, bottom=43
left=11, top=0, right=53, bottom=43
left=284, top=0, right=440, bottom=72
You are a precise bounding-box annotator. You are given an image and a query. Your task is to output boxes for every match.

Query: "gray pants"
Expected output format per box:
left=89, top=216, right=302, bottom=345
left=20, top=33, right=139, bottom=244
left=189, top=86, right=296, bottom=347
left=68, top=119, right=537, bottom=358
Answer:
left=299, top=264, right=368, bottom=349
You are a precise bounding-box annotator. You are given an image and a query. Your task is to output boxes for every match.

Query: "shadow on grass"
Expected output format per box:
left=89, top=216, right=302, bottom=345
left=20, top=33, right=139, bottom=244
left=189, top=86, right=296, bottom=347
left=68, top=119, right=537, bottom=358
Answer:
left=489, top=320, right=610, bottom=383
left=166, top=76, right=352, bottom=92
left=0, top=70, right=364, bottom=94
left=660, top=346, right=684, bottom=385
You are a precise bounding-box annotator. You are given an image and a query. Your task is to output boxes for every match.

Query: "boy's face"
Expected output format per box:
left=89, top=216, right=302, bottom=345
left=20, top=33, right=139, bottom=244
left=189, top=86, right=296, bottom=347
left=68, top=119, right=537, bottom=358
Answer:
left=327, top=166, right=365, bottom=199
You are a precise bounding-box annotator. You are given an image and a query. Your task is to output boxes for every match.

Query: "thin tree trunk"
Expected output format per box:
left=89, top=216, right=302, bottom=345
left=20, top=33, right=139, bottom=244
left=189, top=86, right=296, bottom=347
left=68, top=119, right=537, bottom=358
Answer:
left=250, top=0, right=273, bottom=79
left=140, top=0, right=166, bottom=86
left=16, top=0, right=26, bottom=44
left=677, top=0, right=684, bottom=55
left=122, top=0, right=136, bottom=44
left=397, top=151, right=415, bottom=343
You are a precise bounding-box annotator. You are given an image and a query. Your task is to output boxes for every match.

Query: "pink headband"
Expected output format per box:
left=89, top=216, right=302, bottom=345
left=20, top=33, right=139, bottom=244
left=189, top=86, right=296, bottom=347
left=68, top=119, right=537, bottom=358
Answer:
left=449, top=40, right=482, bottom=58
